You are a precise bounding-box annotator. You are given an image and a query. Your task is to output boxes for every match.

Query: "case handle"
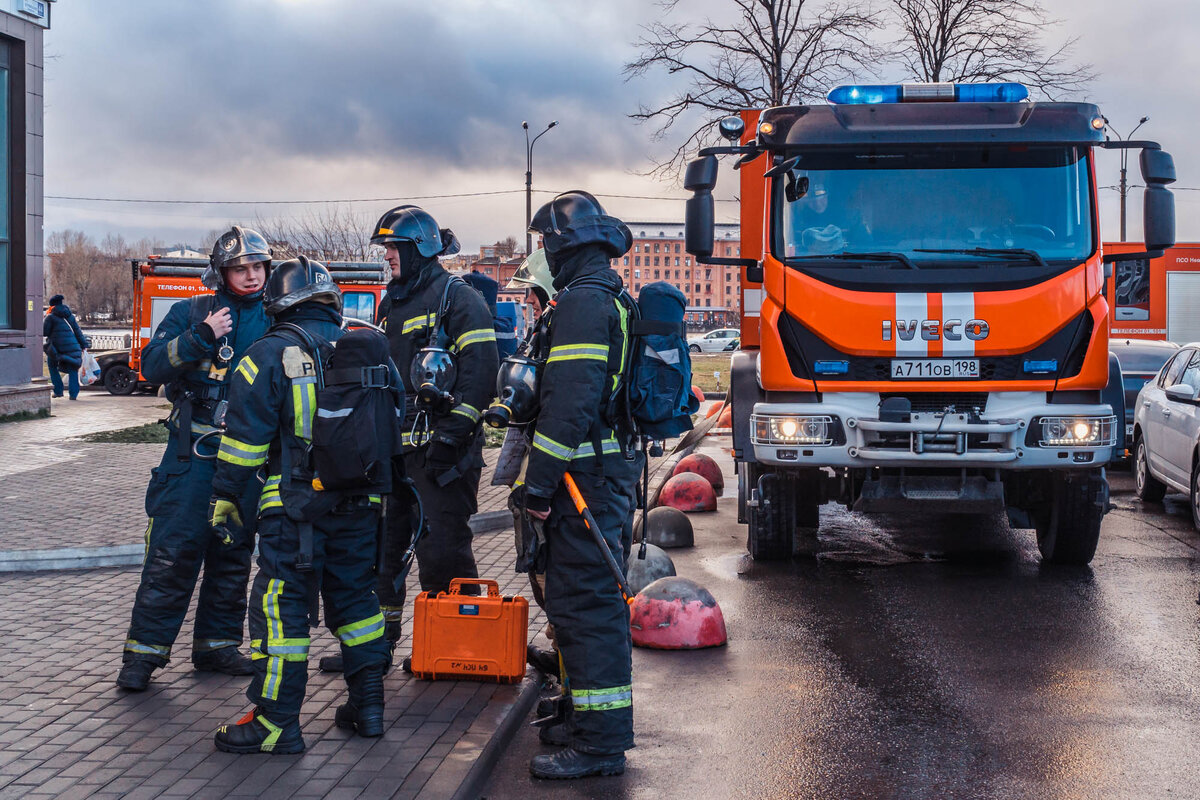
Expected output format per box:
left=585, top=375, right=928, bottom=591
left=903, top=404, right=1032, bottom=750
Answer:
left=448, top=578, right=501, bottom=598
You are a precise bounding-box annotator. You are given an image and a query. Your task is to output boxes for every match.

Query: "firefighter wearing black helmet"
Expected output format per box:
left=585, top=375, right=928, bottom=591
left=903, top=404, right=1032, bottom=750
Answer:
left=210, top=257, right=394, bottom=755
left=117, top=226, right=271, bottom=693
left=370, top=205, right=498, bottom=664
left=520, top=190, right=639, bottom=779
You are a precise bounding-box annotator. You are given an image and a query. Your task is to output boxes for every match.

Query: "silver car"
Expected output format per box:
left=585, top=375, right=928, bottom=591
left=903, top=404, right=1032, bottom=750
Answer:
left=687, top=328, right=740, bottom=353
left=1133, top=343, right=1200, bottom=528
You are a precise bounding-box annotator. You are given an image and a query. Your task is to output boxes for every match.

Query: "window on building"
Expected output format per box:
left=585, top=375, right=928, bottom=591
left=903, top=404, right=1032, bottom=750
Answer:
left=684, top=257, right=691, bottom=266
left=705, top=269, right=712, bottom=280
left=706, top=284, right=711, bottom=293
left=695, top=284, right=700, bottom=292
left=654, top=257, right=660, bottom=266
left=674, top=257, right=680, bottom=266
left=654, top=243, right=660, bottom=253
left=634, top=244, right=640, bottom=253
left=675, top=270, right=680, bottom=279
left=654, top=270, right=660, bottom=279
left=635, top=269, right=641, bottom=278
left=623, top=256, right=629, bottom=266
left=675, top=243, right=681, bottom=253
left=635, top=256, right=641, bottom=266
left=705, top=299, right=711, bottom=307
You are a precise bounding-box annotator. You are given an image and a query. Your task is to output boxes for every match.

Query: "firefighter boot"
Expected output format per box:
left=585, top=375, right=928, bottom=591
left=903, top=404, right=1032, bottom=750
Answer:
left=214, top=709, right=304, bottom=755
left=527, top=645, right=560, bottom=677
left=529, top=748, right=626, bottom=779
left=193, top=647, right=253, bottom=676
left=334, top=665, right=385, bottom=738
left=116, top=658, right=157, bottom=692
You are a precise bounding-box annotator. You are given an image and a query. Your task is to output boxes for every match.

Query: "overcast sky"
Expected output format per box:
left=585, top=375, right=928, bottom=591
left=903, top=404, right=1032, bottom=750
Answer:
left=42, top=0, right=1200, bottom=253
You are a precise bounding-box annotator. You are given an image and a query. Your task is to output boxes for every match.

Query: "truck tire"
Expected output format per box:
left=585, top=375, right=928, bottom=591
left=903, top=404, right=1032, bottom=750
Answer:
left=746, top=470, right=821, bottom=560
left=747, top=470, right=793, bottom=560
left=103, top=363, right=138, bottom=396
left=1034, top=469, right=1107, bottom=566
left=1134, top=436, right=1166, bottom=503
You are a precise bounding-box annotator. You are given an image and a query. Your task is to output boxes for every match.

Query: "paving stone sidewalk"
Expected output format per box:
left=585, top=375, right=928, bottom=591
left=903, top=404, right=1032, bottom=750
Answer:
left=0, top=393, right=548, bottom=799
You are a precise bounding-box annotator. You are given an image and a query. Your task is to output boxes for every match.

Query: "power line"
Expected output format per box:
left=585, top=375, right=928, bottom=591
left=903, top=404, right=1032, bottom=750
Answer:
left=45, top=188, right=739, bottom=206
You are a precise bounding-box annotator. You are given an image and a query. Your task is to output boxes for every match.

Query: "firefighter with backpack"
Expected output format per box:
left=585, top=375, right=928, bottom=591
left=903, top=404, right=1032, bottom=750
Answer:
left=117, top=226, right=271, bottom=692
left=326, top=205, right=499, bottom=672
left=209, top=257, right=403, bottom=754
left=516, top=190, right=643, bottom=779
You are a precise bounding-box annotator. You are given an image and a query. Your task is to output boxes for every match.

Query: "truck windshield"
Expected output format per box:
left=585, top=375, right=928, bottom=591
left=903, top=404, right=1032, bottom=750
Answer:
left=778, top=146, right=1093, bottom=268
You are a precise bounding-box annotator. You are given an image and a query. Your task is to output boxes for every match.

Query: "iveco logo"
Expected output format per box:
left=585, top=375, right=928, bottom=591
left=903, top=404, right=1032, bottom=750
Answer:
left=882, top=319, right=989, bottom=342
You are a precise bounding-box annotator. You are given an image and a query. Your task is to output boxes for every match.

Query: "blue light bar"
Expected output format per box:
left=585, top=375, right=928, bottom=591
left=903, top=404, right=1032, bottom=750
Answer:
left=1023, top=359, right=1058, bottom=374
left=814, top=360, right=850, bottom=375
left=827, top=82, right=1029, bottom=105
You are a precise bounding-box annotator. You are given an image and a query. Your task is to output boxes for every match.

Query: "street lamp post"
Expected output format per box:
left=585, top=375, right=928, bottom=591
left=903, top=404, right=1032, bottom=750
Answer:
left=524, top=120, right=558, bottom=256
left=1105, top=115, right=1149, bottom=242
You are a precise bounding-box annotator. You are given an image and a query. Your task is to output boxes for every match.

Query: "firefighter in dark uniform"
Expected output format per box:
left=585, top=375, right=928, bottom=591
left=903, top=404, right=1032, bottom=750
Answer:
left=370, top=205, right=499, bottom=662
left=521, top=191, right=638, bottom=779
left=117, top=227, right=271, bottom=692
left=210, top=257, right=392, bottom=754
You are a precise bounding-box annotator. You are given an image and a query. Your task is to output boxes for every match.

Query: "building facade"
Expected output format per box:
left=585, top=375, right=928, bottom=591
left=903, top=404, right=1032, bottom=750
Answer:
left=616, top=222, right=741, bottom=327
left=0, top=0, right=51, bottom=415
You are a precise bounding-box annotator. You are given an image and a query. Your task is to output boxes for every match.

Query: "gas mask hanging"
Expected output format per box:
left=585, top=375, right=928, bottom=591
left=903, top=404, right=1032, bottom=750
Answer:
left=483, top=354, right=541, bottom=428
left=408, top=279, right=462, bottom=445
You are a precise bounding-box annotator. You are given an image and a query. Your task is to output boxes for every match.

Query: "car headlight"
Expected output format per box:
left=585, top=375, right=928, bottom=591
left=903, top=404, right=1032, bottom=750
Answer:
left=752, top=414, right=834, bottom=446
left=1038, top=416, right=1117, bottom=447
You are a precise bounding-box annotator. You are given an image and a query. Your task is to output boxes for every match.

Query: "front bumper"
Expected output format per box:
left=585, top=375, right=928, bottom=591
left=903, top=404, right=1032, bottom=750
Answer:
left=750, top=392, right=1116, bottom=469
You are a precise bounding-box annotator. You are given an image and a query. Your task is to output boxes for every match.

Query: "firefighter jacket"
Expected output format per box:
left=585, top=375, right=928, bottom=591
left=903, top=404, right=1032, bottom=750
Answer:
left=377, top=260, right=499, bottom=452
left=523, top=248, right=632, bottom=509
left=142, top=289, right=269, bottom=433
left=210, top=304, right=369, bottom=520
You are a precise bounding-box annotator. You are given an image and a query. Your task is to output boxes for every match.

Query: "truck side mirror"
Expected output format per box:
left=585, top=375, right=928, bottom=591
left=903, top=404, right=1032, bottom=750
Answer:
left=1142, top=149, right=1177, bottom=251
left=685, top=155, right=718, bottom=258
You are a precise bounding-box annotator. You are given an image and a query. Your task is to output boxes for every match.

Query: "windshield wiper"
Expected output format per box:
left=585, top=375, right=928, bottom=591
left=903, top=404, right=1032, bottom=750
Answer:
left=786, top=251, right=918, bottom=270
left=914, top=248, right=1047, bottom=267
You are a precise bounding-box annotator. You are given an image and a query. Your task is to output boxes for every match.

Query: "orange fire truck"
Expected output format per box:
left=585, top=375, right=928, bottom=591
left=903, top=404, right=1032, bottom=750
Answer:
left=684, top=82, right=1177, bottom=565
left=1104, top=242, right=1200, bottom=342
left=96, top=256, right=387, bottom=395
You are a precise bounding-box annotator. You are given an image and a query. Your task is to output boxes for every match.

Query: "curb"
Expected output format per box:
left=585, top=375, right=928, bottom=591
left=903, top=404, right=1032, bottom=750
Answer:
left=446, top=675, right=542, bottom=800
left=0, top=510, right=516, bottom=574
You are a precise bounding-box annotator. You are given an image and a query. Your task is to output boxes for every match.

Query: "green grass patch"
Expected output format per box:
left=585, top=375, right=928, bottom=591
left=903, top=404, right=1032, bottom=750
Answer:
left=690, top=353, right=736, bottom=393
left=81, top=422, right=169, bottom=444
left=0, top=408, right=51, bottom=424
left=484, top=425, right=507, bottom=449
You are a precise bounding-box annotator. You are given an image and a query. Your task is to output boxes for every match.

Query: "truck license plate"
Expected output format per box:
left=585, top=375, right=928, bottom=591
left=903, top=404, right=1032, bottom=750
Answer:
left=890, top=358, right=980, bottom=379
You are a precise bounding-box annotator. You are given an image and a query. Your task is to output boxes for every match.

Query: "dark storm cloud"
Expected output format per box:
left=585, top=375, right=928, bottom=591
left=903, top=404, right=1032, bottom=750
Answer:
left=48, top=0, right=649, bottom=178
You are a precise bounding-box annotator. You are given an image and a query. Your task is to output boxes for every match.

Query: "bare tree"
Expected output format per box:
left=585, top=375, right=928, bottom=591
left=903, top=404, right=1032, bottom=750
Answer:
left=887, top=0, right=1094, bottom=97
left=626, top=0, right=881, bottom=177
left=47, top=230, right=103, bottom=322
left=494, top=236, right=519, bottom=260
left=254, top=205, right=379, bottom=262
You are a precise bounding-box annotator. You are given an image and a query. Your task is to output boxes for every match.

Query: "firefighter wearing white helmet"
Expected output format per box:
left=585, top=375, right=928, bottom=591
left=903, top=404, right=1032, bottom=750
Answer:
left=506, top=248, right=555, bottom=317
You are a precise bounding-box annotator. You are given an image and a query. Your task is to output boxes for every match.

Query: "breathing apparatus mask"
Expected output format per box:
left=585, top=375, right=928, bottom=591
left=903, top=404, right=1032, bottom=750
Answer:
left=407, top=278, right=464, bottom=443
left=483, top=354, right=541, bottom=428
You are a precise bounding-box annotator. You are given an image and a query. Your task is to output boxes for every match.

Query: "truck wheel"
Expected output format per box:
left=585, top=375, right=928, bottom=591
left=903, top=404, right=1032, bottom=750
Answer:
left=1134, top=436, right=1166, bottom=503
left=103, top=364, right=138, bottom=396
left=1035, top=469, right=1107, bottom=566
left=747, top=471, right=793, bottom=560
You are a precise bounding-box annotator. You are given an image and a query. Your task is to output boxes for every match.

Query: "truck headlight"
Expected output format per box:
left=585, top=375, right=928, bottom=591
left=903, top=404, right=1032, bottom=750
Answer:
left=752, top=414, right=834, bottom=446
left=1038, top=416, right=1117, bottom=447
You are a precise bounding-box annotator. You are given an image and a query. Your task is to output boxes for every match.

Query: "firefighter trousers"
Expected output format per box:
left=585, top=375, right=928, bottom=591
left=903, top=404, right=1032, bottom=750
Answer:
left=124, top=434, right=258, bottom=665
left=543, top=462, right=639, bottom=755
left=377, top=440, right=483, bottom=618
left=247, top=502, right=389, bottom=721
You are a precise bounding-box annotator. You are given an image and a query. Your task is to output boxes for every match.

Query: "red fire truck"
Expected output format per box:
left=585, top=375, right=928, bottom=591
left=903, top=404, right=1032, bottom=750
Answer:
left=684, top=82, right=1177, bottom=565
left=96, top=256, right=387, bottom=394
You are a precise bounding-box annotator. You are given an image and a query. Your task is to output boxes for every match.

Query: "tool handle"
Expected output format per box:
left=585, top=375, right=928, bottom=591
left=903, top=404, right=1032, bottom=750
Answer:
left=448, top=578, right=501, bottom=598
left=563, top=472, right=636, bottom=606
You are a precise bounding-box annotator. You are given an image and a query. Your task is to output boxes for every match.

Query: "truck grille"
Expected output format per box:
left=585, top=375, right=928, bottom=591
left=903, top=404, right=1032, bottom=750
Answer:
left=880, top=393, right=988, bottom=413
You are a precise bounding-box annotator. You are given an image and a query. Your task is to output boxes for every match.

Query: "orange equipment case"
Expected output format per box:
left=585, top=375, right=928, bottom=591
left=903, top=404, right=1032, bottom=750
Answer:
left=410, top=578, right=528, bottom=683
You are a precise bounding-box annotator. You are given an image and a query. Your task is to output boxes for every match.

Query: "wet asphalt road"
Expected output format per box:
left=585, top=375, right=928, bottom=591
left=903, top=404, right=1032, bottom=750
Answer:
left=482, top=444, right=1200, bottom=800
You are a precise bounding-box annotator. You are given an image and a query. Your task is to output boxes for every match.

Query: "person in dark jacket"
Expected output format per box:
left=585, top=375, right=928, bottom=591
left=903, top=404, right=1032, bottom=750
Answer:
left=463, top=270, right=518, bottom=359
left=116, top=227, right=272, bottom=692
left=520, top=191, right=639, bottom=779
left=210, top=257, right=393, bottom=755
left=43, top=295, right=88, bottom=399
left=371, top=205, right=499, bottom=663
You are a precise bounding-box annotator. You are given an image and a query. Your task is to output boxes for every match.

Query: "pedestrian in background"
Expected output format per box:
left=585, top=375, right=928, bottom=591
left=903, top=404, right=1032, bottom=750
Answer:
left=42, top=294, right=88, bottom=400
left=520, top=191, right=639, bottom=779
left=116, top=227, right=272, bottom=692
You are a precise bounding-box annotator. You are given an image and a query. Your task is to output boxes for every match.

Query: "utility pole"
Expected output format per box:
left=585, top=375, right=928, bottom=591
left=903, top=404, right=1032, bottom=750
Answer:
left=523, top=120, right=558, bottom=255
left=1105, top=115, right=1149, bottom=242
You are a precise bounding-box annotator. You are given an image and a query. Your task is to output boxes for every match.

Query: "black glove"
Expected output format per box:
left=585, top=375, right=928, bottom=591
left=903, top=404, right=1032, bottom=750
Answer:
left=425, top=440, right=460, bottom=478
